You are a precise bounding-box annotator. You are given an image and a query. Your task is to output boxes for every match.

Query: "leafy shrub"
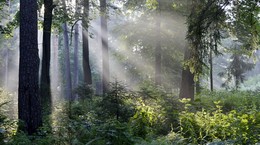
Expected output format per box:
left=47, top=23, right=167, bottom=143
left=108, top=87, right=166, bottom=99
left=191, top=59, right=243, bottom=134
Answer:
left=135, top=132, right=187, bottom=145
left=129, top=100, right=156, bottom=139
left=85, top=119, right=135, bottom=145
left=179, top=99, right=260, bottom=144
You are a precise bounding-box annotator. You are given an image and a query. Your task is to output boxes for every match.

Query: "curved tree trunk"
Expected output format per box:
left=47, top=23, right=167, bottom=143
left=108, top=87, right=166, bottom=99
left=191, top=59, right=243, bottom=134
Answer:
left=19, top=0, right=42, bottom=135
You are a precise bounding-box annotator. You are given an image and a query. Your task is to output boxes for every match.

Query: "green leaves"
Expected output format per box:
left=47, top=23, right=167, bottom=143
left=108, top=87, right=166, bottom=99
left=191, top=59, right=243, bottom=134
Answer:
left=146, top=0, right=158, bottom=10
left=179, top=101, right=259, bottom=144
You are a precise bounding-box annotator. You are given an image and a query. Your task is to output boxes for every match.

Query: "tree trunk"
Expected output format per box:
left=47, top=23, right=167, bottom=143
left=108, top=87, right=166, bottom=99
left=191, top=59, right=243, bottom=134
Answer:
left=155, top=0, right=162, bottom=86
left=4, top=0, right=11, bottom=90
left=19, top=0, right=42, bottom=135
left=4, top=48, right=8, bottom=89
left=209, top=48, right=213, bottom=91
left=61, top=0, right=73, bottom=101
left=51, top=33, right=59, bottom=90
left=82, top=0, right=92, bottom=85
left=62, top=23, right=73, bottom=101
left=195, top=78, right=201, bottom=94
left=100, top=0, right=109, bottom=94
left=73, top=23, right=79, bottom=94
left=179, top=47, right=195, bottom=101
left=40, top=0, right=54, bottom=115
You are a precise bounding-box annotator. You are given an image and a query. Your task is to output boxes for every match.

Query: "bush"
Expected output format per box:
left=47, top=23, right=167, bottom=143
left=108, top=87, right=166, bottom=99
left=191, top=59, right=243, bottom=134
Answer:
left=179, top=99, right=260, bottom=144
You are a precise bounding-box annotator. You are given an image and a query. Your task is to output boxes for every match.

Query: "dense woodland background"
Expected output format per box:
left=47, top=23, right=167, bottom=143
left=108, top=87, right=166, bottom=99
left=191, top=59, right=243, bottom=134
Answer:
left=0, top=0, right=259, bottom=144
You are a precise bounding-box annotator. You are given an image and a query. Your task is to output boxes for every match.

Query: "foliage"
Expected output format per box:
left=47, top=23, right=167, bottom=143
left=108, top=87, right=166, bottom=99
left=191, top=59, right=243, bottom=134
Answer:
left=227, top=0, right=260, bottom=53
left=179, top=99, right=260, bottom=144
left=74, top=83, right=94, bottom=99
left=186, top=0, right=228, bottom=79
left=0, top=89, right=17, bottom=144
left=129, top=100, right=155, bottom=138
left=98, top=81, right=135, bottom=122
left=112, top=0, right=185, bottom=90
left=135, top=132, right=187, bottom=145
left=0, top=88, right=259, bottom=144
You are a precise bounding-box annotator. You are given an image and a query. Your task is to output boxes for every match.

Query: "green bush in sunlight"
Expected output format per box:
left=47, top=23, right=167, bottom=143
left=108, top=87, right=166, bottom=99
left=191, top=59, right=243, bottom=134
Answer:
left=135, top=82, right=181, bottom=135
left=129, top=100, right=156, bottom=139
left=179, top=98, right=260, bottom=144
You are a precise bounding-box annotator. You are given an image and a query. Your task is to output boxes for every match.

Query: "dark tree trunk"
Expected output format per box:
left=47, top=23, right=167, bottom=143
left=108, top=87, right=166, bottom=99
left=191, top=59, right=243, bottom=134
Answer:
left=82, top=0, right=92, bottom=85
left=19, top=0, right=42, bottom=135
left=40, top=0, right=54, bottom=115
left=179, top=47, right=195, bottom=101
left=155, top=0, right=162, bottom=85
left=195, top=78, right=201, bottom=94
left=100, top=0, right=109, bottom=94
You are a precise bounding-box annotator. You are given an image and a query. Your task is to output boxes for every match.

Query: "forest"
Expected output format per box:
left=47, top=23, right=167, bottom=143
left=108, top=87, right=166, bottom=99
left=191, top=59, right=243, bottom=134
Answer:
left=0, top=0, right=260, bottom=144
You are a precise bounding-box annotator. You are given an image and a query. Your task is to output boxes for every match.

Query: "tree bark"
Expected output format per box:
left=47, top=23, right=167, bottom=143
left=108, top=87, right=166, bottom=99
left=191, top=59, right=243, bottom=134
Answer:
left=179, top=47, right=195, bottom=101
left=4, top=0, right=11, bottom=90
left=40, top=0, right=55, bottom=115
left=51, top=33, right=59, bottom=90
left=100, top=0, right=109, bottom=94
left=62, top=0, right=73, bottom=100
left=62, top=23, right=73, bottom=101
left=82, top=0, right=92, bottom=85
left=209, top=48, right=213, bottom=91
left=4, top=47, right=8, bottom=89
left=155, top=0, right=162, bottom=85
left=19, top=0, right=42, bottom=134
left=195, top=78, right=201, bottom=94
left=73, top=23, right=79, bottom=94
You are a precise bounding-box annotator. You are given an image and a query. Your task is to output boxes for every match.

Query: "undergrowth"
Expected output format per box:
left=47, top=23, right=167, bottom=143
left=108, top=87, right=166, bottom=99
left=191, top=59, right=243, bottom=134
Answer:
left=0, top=85, right=259, bottom=145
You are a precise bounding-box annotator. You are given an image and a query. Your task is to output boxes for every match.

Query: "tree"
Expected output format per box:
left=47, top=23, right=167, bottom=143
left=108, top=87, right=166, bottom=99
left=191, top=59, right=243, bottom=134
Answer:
left=73, top=21, right=79, bottom=92
left=218, top=43, right=254, bottom=90
left=40, top=0, right=55, bottom=115
left=114, top=0, right=185, bottom=91
left=209, top=48, right=213, bottom=91
left=82, top=0, right=92, bottom=85
left=100, top=0, right=109, bottom=94
left=179, top=0, right=228, bottom=100
left=179, top=47, right=194, bottom=100
left=73, top=0, right=79, bottom=99
left=19, top=0, right=42, bottom=134
left=155, top=0, right=162, bottom=85
left=61, top=0, right=73, bottom=100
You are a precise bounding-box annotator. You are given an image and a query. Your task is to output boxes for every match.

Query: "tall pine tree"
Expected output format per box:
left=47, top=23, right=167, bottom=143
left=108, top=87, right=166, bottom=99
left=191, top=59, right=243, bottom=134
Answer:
left=19, top=0, right=42, bottom=134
